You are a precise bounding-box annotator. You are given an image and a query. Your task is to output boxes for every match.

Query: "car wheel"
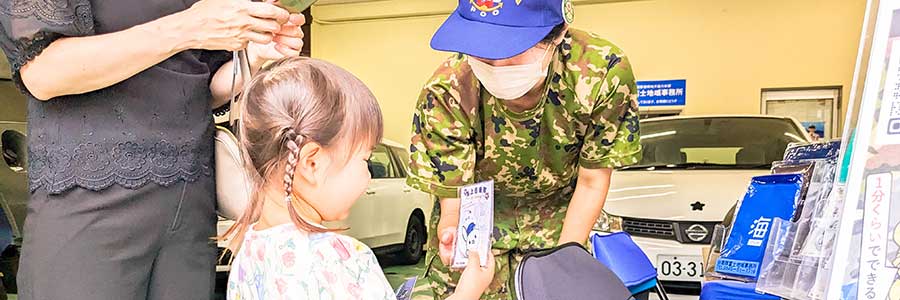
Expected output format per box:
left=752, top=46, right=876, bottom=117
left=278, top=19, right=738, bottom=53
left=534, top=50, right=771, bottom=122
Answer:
left=398, top=214, right=426, bottom=265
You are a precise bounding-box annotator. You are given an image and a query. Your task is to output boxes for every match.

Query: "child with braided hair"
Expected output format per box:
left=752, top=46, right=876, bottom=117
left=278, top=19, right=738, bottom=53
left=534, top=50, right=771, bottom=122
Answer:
left=221, top=57, right=494, bottom=300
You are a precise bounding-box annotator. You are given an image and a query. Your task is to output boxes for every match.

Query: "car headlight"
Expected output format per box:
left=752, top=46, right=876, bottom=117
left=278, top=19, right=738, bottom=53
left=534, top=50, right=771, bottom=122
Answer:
left=594, top=210, right=623, bottom=232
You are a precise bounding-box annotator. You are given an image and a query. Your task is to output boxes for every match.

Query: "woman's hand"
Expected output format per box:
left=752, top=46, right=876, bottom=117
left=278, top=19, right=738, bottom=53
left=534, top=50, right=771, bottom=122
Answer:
left=247, top=13, right=306, bottom=65
left=208, top=12, right=305, bottom=108
left=449, top=251, right=496, bottom=300
left=176, top=0, right=291, bottom=51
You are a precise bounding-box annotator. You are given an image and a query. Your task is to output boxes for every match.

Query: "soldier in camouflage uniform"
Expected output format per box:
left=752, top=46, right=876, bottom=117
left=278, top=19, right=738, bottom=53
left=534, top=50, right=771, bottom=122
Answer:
left=407, top=0, right=642, bottom=299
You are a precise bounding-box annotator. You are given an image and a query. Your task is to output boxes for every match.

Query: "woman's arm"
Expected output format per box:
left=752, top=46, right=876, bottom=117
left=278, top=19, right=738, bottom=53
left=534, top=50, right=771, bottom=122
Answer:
left=22, top=18, right=191, bottom=101
left=20, top=0, right=289, bottom=101
left=209, top=59, right=249, bottom=109
left=559, top=167, right=613, bottom=244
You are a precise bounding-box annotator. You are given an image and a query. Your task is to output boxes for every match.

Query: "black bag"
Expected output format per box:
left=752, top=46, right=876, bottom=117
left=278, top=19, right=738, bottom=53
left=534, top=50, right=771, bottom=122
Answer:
left=515, top=242, right=634, bottom=300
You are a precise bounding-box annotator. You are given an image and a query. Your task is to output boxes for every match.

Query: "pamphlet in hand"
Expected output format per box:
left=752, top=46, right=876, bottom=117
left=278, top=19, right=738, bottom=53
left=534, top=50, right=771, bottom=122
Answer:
left=452, top=180, right=494, bottom=269
left=276, top=0, right=318, bottom=13
left=395, top=277, right=417, bottom=300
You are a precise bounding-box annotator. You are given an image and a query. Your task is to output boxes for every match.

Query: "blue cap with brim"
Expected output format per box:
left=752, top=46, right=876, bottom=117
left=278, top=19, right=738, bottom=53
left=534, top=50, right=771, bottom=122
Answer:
left=431, top=0, right=572, bottom=60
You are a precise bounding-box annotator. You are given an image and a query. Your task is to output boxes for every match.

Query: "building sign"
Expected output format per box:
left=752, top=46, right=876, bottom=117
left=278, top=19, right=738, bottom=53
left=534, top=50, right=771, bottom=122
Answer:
left=637, top=79, right=686, bottom=106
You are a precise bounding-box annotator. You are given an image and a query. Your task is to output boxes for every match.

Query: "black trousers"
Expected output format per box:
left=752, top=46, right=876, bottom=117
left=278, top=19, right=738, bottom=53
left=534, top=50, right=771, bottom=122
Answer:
left=17, top=178, right=217, bottom=300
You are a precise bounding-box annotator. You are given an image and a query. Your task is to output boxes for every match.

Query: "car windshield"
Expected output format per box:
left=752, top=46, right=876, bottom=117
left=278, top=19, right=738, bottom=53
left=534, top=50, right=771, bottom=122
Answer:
left=621, top=117, right=808, bottom=170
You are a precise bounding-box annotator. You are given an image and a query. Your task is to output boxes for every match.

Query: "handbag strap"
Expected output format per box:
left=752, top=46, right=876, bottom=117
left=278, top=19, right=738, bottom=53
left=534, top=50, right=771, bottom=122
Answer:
left=229, top=50, right=254, bottom=133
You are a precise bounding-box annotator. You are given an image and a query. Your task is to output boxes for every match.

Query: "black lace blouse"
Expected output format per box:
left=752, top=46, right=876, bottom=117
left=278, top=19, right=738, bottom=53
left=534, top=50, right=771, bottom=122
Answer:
left=0, top=0, right=231, bottom=194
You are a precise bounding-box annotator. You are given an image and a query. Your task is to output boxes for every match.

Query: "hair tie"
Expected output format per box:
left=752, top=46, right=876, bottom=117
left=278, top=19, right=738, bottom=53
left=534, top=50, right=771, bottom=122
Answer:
left=284, top=128, right=298, bottom=142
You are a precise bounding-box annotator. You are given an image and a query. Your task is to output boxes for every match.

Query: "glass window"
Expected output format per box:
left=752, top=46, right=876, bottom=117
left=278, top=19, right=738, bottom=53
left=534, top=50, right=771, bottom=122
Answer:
left=389, top=146, right=409, bottom=177
left=623, top=117, right=808, bottom=170
left=761, top=88, right=840, bottom=141
left=767, top=98, right=834, bottom=140
left=368, top=145, right=396, bottom=179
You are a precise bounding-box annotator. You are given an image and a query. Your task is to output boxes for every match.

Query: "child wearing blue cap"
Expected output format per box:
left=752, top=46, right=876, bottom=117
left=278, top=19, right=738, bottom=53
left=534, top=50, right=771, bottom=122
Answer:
left=407, top=0, right=642, bottom=299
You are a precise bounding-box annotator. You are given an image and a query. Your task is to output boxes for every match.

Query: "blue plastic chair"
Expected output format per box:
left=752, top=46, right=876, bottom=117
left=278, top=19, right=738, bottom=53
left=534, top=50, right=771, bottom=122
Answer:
left=699, top=280, right=780, bottom=300
left=591, top=232, right=669, bottom=300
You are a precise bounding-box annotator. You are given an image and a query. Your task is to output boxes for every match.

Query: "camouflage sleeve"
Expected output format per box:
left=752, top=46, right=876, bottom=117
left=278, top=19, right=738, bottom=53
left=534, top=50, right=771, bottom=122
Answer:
left=407, top=77, right=477, bottom=198
left=579, top=45, right=642, bottom=169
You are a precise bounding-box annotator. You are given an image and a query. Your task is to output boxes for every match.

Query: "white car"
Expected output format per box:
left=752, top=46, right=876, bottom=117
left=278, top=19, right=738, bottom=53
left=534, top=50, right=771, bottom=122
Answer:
left=217, top=140, right=434, bottom=271
left=334, top=139, right=434, bottom=262
left=594, top=115, right=809, bottom=293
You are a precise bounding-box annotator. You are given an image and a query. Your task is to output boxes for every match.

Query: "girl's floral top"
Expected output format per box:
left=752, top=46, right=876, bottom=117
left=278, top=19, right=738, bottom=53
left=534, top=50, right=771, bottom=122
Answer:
left=227, top=223, right=396, bottom=300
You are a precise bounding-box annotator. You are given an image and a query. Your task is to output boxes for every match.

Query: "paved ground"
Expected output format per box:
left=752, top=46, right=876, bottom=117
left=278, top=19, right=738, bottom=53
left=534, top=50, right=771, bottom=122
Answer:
left=379, top=255, right=699, bottom=300
left=380, top=254, right=435, bottom=299
left=4, top=256, right=699, bottom=300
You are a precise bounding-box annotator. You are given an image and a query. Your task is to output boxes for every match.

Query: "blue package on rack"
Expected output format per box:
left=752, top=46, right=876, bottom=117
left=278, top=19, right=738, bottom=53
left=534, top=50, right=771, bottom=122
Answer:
left=715, top=174, right=804, bottom=281
left=782, top=140, right=841, bottom=161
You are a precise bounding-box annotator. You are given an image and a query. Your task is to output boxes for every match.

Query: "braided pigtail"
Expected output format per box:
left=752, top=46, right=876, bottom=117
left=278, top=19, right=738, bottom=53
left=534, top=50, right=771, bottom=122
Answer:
left=283, top=128, right=302, bottom=202
left=281, top=128, right=333, bottom=233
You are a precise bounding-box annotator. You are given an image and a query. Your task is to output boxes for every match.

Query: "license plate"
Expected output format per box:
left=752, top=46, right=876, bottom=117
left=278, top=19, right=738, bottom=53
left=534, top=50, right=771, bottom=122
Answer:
left=657, top=255, right=704, bottom=281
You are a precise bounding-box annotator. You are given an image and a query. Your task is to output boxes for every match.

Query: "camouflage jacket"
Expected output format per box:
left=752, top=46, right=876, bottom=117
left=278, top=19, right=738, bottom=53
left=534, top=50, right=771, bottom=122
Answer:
left=408, top=28, right=642, bottom=202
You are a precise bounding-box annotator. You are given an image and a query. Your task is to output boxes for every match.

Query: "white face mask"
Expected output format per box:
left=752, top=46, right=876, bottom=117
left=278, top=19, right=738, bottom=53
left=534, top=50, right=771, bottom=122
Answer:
left=468, top=47, right=552, bottom=100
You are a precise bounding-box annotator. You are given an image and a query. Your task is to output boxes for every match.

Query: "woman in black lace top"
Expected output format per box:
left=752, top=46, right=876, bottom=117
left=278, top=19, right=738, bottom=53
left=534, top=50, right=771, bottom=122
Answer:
left=0, top=0, right=305, bottom=299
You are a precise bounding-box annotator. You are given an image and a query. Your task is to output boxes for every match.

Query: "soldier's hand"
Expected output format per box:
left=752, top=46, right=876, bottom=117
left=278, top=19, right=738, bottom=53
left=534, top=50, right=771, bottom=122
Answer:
left=438, top=197, right=462, bottom=266
left=438, top=226, right=457, bottom=266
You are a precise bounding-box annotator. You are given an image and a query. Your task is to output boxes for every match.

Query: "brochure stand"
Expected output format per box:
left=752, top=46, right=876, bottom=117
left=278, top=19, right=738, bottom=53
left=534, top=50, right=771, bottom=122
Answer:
left=826, top=0, right=900, bottom=299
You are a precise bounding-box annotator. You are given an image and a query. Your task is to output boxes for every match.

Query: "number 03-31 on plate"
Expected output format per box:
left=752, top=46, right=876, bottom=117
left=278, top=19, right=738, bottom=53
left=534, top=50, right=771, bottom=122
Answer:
left=656, top=255, right=704, bottom=281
